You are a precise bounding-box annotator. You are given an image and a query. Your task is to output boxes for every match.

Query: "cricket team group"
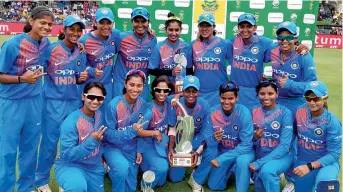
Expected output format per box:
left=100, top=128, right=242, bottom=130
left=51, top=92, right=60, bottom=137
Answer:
left=0, top=4, right=341, bottom=192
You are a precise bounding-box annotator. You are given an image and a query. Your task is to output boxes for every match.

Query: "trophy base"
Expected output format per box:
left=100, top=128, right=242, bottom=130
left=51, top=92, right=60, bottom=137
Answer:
left=171, top=153, right=192, bottom=167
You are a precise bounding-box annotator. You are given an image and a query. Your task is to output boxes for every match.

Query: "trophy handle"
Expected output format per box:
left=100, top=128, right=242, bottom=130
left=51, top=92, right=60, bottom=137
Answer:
left=175, top=100, right=190, bottom=117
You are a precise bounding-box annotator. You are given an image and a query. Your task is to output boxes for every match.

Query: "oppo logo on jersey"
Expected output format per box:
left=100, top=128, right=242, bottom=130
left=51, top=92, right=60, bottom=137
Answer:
left=154, top=125, right=168, bottom=133
left=195, top=57, right=220, bottom=70
left=233, top=55, right=258, bottom=63
left=298, top=133, right=324, bottom=151
left=273, top=69, right=297, bottom=78
left=126, top=56, right=149, bottom=69
left=54, top=69, right=77, bottom=85
left=95, top=53, right=115, bottom=62
left=222, top=134, right=238, bottom=140
left=117, top=125, right=132, bottom=131
left=260, top=132, right=280, bottom=147
left=220, top=135, right=239, bottom=149
left=232, top=55, right=257, bottom=71
left=163, top=63, right=177, bottom=69
left=26, top=65, right=43, bottom=71
left=127, top=56, right=150, bottom=62
left=196, top=57, right=221, bottom=63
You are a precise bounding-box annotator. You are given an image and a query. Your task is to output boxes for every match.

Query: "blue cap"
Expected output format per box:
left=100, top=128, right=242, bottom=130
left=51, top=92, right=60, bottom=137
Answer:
left=305, top=81, right=328, bottom=97
left=183, top=75, right=200, bottom=91
left=198, top=12, right=215, bottom=26
left=95, top=8, right=114, bottom=23
left=276, top=21, right=297, bottom=35
left=63, top=15, right=85, bottom=29
left=131, top=7, right=150, bottom=20
left=154, top=134, right=169, bottom=157
left=238, top=13, right=256, bottom=25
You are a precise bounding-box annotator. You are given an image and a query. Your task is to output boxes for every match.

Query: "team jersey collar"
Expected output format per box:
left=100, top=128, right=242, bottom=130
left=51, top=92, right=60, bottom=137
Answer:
left=221, top=104, right=237, bottom=118
left=165, top=38, right=181, bottom=49
left=23, top=33, right=41, bottom=48
left=79, top=109, right=96, bottom=123
left=261, top=103, right=279, bottom=113
left=308, top=107, right=328, bottom=121
left=90, top=30, right=112, bottom=44
left=121, top=95, right=141, bottom=112
left=60, top=40, right=78, bottom=53
left=132, top=30, right=148, bottom=42
left=202, top=35, right=217, bottom=45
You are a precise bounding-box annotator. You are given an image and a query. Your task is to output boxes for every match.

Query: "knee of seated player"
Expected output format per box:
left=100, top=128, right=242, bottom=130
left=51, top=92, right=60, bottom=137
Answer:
left=235, top=154, right=253, bottom=168
left=62, top=177, right=87, bottom=192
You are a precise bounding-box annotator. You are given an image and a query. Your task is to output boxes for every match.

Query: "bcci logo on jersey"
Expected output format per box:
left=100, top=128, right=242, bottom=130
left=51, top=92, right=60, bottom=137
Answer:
left=291, top=62, right=299, bottom=69
left=314, top=128, right=323, bottom=136
left=251, top=47, right=259, bottom=54
left=214, top=47, right=221, bottom=54
left=271, top=121, right=280, bottom=130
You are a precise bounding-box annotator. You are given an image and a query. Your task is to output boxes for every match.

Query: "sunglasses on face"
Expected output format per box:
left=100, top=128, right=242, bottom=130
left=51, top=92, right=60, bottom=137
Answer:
left=304, top=96, right=326, bottom=102
left=276, top=35, right=295, bottom=42
left=84, top=93, right=105, bottom=101
left=154, top=87, right=171, bottom=93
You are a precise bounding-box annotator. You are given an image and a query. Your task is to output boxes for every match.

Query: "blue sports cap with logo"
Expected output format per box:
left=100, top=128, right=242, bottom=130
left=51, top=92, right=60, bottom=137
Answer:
left=305, top=81, right=328, bottom=97
left=63, top=15, right=85, bottom=29
left=131, top=7, right=150, bottom=20
left=183, top=75, right=200, bottom=91
left=238, top=13, right=256, bottom=25
left=198, top=12, right=215, bottom=26
left=95, top=8, right=114, bottom=23
left=276, top=21, right=297, bottom=36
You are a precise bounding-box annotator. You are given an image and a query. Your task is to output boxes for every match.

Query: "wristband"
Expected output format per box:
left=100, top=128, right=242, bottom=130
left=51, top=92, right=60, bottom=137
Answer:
left=18, top=76, right=21, bottom=83
left=168, top=127, right=176, bottom=136
left=195, top=145, right=204, bottom=155
left=306, top=163, right=314, bottom=171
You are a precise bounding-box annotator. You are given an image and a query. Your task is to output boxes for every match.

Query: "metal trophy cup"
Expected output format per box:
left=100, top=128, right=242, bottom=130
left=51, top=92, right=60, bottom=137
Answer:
left=171, top=100, right=195, bottom=167
left=173, top=53, right=187, bottom=94
left=141, top=170, right=156, bottom=192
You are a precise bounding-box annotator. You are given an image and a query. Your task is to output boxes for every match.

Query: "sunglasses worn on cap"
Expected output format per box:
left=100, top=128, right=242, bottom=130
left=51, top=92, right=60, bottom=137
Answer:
left=304, top=96, right=327, bottom=102
left=154, top=87, right=171, bottom=93
left=125, top=69, right=146, bottom=82
left=277, top=35, right=295, bottom=42
left=220, top=82, right=239, bottom=92
left=84, top=94, right=105, bottom=101
left=131, top=8, right=150, bottom=18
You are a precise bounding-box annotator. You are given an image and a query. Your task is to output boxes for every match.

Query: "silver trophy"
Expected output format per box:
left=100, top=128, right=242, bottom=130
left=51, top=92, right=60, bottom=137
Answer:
left=171, top=100, right=195, bottom=167
left=141, top=170, right=156, bottom=192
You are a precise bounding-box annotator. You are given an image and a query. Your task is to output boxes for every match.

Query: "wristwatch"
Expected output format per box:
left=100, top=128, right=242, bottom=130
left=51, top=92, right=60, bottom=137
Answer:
left=306, top=162, right=314, bottom=171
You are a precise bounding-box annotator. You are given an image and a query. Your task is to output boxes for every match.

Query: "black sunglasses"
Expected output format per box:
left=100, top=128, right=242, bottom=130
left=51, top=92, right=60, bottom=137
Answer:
left=220, top=82, right=239, bottom=92
left=259, top=78, right=277, bottom=86
left=84, top=94, right=105, bottom=101
left=154, top=87, right=171, bottom=93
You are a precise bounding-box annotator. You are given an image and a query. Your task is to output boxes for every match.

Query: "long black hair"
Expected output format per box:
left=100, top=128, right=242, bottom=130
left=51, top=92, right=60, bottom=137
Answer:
left=23, top=6, right=54, bottom=33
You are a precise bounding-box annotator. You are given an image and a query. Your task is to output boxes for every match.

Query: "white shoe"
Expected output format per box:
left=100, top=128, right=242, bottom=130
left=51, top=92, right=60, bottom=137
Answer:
left=250, top=178, right=254, bottom=184
left=37, top=184, right=52, bottom=192
left=59, top=187, right=64, bottom=192
left=188, top=175, right=204, bottom=192
left=282, top=181, right=295, bottom=192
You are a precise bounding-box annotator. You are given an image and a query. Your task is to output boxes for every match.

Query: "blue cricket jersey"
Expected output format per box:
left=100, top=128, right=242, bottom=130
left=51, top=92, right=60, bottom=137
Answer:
left=252, top=104, right=293, bottom=170
left=202, top=104, right=253, bottom=165
left=0, top=33, right=50, bottom=99
left=228, top=35, right=274, bottom=88
left=267, top=46, right=317, bottom=98
left=78, top=29, right=120, bottom=84
left=55, top=109, right=104, bottom=168
left=169, top=97, right=210, bottom=148
left=113, top=31, right=157, bottom=86
left=148, top=39, right=192, bottom=82
left=43, top=41, right=87, bottom=100
left=296, top=105, right=342, bottom=166
left=104, top=95, right=148, bottom=152
left=192, top=36, right=231, bottom=93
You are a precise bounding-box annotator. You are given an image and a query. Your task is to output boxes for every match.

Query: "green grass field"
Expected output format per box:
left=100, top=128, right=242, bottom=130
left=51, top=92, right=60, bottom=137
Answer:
left=0, top=35, right=341, bottom=192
